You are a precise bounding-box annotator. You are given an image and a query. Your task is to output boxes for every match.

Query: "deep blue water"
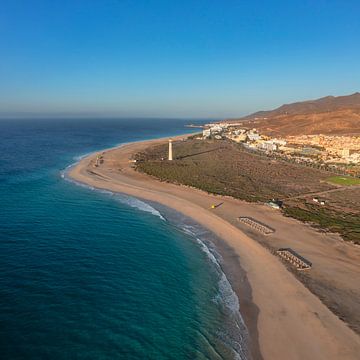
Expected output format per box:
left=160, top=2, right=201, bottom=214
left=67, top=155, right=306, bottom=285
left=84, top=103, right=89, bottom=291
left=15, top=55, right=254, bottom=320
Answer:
left=0, top=119, right=248, bottom=359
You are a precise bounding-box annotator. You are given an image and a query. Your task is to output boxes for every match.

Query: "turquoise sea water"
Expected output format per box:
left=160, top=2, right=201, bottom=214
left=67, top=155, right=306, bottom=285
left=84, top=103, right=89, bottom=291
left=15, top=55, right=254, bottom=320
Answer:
left=0, top=119, right=248, bottom=359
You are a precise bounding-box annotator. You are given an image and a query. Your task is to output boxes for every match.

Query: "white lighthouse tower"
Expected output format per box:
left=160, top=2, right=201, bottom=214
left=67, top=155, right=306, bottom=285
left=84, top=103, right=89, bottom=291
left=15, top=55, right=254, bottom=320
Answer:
left=168, top=139, right=173, bottom=161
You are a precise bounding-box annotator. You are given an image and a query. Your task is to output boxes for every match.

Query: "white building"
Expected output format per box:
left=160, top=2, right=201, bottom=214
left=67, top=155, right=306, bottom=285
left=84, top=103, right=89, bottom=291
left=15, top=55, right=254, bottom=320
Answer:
left=202, top=129, right=211, bottom=138
left=260, top=141, right=278, bottom=151
left=210, top=125, right=224, bottom=133
left=247, top=133, right=261, bottom=142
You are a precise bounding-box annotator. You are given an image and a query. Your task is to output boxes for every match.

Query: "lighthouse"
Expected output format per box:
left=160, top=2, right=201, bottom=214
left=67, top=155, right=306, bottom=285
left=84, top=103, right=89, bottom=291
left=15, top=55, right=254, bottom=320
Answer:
left=168, top=139, right=173, bottom=161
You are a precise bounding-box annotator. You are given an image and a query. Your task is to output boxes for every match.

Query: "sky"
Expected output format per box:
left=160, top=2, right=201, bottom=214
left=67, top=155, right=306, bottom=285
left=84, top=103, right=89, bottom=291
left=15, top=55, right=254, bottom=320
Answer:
left=0, top=0, right=359, bottom=119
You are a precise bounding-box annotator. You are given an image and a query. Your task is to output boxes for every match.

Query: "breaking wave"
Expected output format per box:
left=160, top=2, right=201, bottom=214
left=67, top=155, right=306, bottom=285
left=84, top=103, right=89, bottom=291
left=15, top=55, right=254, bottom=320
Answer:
left=178, top=223, right=249, bottom=360
left=61, top=160, right=165, bottom=221
left=115, top=194, right=165, bottom=220
left=61, top=155, right=248, bottom=359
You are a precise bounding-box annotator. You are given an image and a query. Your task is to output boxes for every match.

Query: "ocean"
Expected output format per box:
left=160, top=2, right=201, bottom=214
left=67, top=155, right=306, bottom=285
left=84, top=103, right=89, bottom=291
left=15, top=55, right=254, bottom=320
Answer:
left=0, top=118, right=248, bottom=359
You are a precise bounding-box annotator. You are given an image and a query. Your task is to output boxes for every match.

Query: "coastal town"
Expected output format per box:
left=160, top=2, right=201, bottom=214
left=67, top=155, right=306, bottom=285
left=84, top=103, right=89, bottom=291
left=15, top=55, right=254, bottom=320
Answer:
left=199, top=122, right=360, bottom=177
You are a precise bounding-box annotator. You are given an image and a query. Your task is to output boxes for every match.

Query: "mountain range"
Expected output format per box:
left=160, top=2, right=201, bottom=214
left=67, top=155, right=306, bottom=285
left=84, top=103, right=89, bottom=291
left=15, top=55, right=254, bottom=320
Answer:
left=229, top=92, right=360, bottom=136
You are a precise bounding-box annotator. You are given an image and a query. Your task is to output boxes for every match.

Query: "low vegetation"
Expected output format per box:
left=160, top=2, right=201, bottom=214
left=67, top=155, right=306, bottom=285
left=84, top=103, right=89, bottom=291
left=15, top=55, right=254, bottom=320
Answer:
left=284, top=204, right=360, bottom=244
left=326, top=176, right=360, bottom=186
left=136, top=139, right=333, bottom=200
left=135, top=138, right=360, bottom=243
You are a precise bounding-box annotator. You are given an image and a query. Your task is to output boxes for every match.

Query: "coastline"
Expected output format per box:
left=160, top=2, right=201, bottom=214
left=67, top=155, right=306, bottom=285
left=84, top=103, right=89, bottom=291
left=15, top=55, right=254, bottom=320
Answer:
left=150, top=201, right=260, bottom=360
left=68, top=135, right=360, bottom=360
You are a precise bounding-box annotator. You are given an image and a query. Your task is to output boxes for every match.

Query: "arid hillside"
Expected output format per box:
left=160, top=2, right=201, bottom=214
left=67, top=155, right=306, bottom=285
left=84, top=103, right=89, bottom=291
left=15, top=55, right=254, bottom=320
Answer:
left=229, top=92, right=360, bottom=136
left=242, top=109, right=360, bottom=136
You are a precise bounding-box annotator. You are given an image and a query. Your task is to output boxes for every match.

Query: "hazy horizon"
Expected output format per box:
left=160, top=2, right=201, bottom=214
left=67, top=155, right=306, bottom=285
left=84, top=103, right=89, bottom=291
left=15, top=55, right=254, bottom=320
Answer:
left=0, top=113, right=217, bottom=121
left=1, top=0, right=359, bottom=118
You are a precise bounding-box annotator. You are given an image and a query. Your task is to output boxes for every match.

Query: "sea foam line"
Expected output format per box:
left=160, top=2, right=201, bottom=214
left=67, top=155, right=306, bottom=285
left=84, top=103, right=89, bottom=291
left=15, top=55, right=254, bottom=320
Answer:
left=115, top=194, right=165, bottom=220
left=61, top=153, right=165, bottom=221
left=179, top=224, right=249, bottom=360
left=62, top=148, right=247, bottom=359
left=180, top=224, right=241, bottom=314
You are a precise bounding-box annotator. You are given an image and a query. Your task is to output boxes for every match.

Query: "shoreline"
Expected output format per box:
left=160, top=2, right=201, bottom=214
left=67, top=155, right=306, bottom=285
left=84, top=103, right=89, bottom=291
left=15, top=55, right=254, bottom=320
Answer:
left=65, top=153, right=259, bottom=359
left=68, top=135, right=360, bottom=360
left=150, top=200, right=261, bottom=359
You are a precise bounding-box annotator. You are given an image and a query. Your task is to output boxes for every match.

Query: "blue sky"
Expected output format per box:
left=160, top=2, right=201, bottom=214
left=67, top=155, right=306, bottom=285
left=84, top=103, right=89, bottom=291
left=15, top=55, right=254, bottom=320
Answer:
left=0, top=0, right=359, bottom=118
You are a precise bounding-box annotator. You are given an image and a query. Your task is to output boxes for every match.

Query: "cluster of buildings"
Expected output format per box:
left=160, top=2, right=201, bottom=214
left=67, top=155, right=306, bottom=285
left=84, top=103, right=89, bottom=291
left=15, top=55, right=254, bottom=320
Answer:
left=202, top=123, right=263, bottom=143
left=200, top=123, right=360, bottom=175
left=201, top=123, right=286, bottom=152
left=286, top=135, right=360, bottom=165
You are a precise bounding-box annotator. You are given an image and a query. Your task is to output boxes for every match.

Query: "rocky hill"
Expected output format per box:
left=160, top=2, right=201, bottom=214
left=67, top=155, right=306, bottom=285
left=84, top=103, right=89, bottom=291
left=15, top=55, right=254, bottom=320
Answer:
left=230, top=92, right=360, bottom=136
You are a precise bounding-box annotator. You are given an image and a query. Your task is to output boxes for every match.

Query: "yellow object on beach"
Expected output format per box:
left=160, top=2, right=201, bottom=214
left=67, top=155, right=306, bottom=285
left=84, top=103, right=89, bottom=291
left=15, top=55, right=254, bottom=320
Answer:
left=211, top=204, right=216, bottom=209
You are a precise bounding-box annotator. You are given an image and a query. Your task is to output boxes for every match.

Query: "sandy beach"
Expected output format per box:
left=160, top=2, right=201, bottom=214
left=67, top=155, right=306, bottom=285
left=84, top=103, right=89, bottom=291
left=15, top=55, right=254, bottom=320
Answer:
left=69, top=136, right=360, bottom=360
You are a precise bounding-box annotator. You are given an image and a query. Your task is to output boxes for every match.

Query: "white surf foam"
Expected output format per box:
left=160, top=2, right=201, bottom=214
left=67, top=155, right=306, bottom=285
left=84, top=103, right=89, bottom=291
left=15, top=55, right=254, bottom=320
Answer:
left=61, top=168, right=165, bottom=221
left=61, top=154, right=247, bottom=358
left=177, top=223, right=249, bottom=359
left=72, top=152, right=92, bottom=162
left=60, top=147, right=166, bottom=222
left=180, top=224, right=241, bottom=314
left=115, top=194, right=165, bottom=221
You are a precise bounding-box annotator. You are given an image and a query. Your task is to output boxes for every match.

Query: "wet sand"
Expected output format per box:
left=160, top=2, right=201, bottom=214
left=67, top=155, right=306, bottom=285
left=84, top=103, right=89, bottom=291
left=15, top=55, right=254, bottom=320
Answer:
left=69, top=136, right=360, bottom=360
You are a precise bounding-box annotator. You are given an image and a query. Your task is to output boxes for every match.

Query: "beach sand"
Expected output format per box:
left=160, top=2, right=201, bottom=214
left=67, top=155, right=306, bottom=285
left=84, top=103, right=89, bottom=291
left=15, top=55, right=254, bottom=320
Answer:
left=69, top=136, right=360, bottom=360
